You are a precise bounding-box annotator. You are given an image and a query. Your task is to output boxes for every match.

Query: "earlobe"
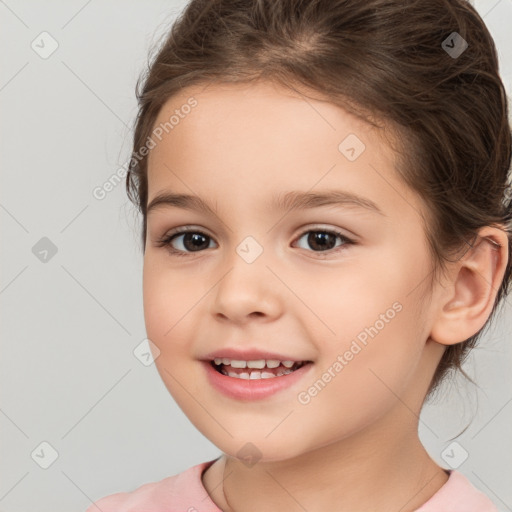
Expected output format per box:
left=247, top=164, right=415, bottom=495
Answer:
left=429, top=226, right=509, bottom=347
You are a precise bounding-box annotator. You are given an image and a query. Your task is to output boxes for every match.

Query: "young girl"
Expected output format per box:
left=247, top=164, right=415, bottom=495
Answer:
left=86, top=0, right=511, bottom=510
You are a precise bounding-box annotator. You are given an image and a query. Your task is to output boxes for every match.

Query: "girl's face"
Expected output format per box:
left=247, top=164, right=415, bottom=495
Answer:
left=143, top=80, right=446, bottom=461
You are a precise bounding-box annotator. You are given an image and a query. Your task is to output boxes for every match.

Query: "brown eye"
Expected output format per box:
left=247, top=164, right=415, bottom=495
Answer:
left=174, top=232, right=211, bottom=252
left=156, top=228, right=216, bottom=256
left=294, top=229, right=353, bottom=253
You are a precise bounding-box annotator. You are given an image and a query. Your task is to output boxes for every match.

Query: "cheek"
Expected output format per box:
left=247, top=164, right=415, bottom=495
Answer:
left=142, top=256, right=212, bottom=389
left=289, top=306, right=425, bottom=452
left=142, top=256, right=197, bottom=340
left=290, top=256, right=409, bottom=348
left=294, top=258, right=427, bottom=424
left=335, top=303, right=423, bottom=399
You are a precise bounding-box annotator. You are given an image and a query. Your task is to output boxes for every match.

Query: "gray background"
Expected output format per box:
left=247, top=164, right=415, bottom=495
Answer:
left=1, top=1, right=511, bottom=511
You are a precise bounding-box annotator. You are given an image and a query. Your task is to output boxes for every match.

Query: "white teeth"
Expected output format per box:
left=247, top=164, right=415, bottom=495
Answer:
left=213, top=358, right=302, bottom=369
left=246, top=359, right=266, bottom=369
left=213, top=357, right=310, bottom=379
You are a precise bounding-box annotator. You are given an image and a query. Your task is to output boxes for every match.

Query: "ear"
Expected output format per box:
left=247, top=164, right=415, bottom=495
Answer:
left=429, top=226, right=509, bottom=346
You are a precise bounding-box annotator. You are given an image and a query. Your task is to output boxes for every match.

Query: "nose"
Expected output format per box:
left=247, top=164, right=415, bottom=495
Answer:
left=211, top=250, right=284, bottom=325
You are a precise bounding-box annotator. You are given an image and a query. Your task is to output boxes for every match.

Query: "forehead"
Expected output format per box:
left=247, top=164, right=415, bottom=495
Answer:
left=149, top=80, right=387, bottom=153
left=149, top=81, right=388, bottom=165
left=145, top=80, right=422, bottom=222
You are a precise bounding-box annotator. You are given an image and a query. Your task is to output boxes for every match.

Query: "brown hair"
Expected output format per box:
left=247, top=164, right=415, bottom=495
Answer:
left=125, top=0, right=512, bottom=398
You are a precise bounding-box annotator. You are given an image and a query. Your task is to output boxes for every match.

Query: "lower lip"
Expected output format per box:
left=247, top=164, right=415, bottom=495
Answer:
left=202, top=360, right=314, bottom=401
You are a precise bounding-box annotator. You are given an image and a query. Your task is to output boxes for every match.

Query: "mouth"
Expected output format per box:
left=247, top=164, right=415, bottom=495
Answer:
left=210, top=358, right=312, bottom=379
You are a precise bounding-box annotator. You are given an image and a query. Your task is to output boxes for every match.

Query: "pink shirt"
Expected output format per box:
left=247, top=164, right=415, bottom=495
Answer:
left=85, top=458, right=498, bottom=512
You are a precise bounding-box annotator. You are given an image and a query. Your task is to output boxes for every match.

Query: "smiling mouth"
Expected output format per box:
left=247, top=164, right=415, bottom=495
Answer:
left=210, top=359, right=311, bottom=379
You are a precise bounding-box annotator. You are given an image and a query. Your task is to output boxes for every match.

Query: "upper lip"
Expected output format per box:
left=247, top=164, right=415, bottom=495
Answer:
left=202, top=348, right=312, bottom=362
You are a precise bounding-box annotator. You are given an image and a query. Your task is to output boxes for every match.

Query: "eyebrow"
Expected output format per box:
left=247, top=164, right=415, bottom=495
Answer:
left=146, top=189, right=385, bottom=217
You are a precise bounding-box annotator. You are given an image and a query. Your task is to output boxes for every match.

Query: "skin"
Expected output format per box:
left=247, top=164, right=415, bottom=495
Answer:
left=143, top=80, right=508, bottom=512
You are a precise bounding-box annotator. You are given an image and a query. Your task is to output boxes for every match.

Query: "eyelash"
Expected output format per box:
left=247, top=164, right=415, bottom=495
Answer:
left=155, top=226, right=355, bottom=258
